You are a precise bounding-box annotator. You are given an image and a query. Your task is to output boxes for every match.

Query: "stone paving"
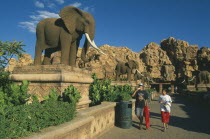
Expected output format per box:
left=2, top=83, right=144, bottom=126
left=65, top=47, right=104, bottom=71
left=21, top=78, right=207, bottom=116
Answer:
left=98, top=94, right=210, bottom=139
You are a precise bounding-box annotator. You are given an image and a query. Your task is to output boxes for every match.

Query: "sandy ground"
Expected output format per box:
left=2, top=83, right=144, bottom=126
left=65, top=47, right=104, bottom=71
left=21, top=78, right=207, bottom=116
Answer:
left=98, top=94, right=210, bottom=139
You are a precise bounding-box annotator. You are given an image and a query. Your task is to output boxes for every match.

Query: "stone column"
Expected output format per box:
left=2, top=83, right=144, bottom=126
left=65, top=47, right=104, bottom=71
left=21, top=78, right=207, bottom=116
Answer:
left=159, top=83, right=163, bottom=94
left=171, top=84, right=174, bottom=93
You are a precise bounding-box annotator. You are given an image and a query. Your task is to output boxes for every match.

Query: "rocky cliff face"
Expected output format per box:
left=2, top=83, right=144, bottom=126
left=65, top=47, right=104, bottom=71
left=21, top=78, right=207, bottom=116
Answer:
left=76, top=45, right=143, bottom=79
left=6, top=37, right=209, bottom=82
left=197, top=47, right=210, bottom=71
left=140, top=42, right=175, bottom=81
left=161, top=37, right=198, bottom=78
left=5, top=53, right=33, bottom=72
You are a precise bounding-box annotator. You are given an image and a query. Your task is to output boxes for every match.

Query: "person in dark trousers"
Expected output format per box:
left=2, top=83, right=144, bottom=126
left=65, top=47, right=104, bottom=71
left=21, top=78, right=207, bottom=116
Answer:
left=136, top=94, right=145, bottom=129
left=132, top=83, right=148, bottom=129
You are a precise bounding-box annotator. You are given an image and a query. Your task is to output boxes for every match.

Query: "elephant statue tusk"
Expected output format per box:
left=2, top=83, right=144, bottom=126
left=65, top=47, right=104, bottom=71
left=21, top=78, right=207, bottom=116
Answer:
left=137, top=70, right=144, bottom=76
left=181, top=79, right=186, bottom=84
left=85, top=33, right=106, bottom=55
left=189, top=76, right=196, bottom=81
left=92, top=40, right=107, bottom=55
left=150, top=78, right=155, bottom=83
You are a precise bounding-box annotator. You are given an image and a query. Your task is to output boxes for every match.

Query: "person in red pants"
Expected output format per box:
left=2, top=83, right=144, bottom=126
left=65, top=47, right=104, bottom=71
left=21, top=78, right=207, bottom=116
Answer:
left=158, top=89, right=172, bottom=132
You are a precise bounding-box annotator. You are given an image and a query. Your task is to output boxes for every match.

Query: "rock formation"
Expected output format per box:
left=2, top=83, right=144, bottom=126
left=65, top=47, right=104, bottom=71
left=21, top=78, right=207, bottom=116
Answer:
left=161, top=37, right=198, bottom=79
left=140, top=42, right=176, bottom=81
left=197, top=47, right=210, bottom=71
left=5, top=53, right=33, bottom=72
left=5, top=37, right=209, bottom=84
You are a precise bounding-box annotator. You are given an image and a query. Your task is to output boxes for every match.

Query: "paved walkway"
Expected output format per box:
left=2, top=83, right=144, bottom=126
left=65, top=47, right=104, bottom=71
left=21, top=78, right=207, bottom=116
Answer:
left=99, top=94, right=210, bottom=139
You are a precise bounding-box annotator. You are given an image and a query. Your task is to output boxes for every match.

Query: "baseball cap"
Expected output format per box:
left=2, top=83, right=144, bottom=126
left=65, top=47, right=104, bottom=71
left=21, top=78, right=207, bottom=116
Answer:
left=139, top=83, right=144, bottom=86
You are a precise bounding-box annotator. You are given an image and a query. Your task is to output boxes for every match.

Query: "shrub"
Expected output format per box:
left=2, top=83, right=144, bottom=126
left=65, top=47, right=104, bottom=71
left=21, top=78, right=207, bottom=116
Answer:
left=89, top=73, right=133, bottom=105
left=0, top=101, right=75, bottom=138
left=0, top=82, right=81, bottom=138
left=63, top=85, right=81, bottom=104
left=0, top=79, right=31, bottom=106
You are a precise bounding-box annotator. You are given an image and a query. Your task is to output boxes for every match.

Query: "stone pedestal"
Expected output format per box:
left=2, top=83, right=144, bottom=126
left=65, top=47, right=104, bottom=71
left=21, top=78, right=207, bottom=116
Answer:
left=159, top=83, right=163, bottom=94
left=171, top=84, right=174, bottom=93
left=187, top=85, right=196, bottom=91
left=9, top=65, right=93, bottom=109
left=197, top=84, right=210, bottom=91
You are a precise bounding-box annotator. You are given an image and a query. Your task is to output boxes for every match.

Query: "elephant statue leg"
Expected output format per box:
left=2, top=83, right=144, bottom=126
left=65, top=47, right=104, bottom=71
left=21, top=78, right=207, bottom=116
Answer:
left=116, top=72, right=120, bottom=81
left=199, top=73, right=202, bottom=84
left=208, top=75, right=210, bottom=84
left=43, top=48, right=56, bottom=65
left=34, top=44, right=42, bottom=65
left=69, top=41, right=79, bottom=66
left=127, top=70, right=131, bottom=81
left=60, top=33, right=72, bottom=65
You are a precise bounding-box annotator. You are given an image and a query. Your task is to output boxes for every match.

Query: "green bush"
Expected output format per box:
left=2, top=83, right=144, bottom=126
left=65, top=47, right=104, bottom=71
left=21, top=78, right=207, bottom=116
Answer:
left=0, top=78, right=80, bottom=138
left=89, top=73, right=133, bottom=105
left=0, top=79, right=31, bottom=106
left=63, top=85, right=81, bottom=104
left=0, top=101, right=75, bottom=138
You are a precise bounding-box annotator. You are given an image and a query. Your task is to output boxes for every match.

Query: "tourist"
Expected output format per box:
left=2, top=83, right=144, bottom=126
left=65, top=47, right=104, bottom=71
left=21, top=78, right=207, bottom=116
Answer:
left=132, top=83, right=148, bottom=129
left=158, top=89, right=172, bottom=132
left=174, top=86, right=178, bottom=93
left=135, top=94, right=145, bottom=129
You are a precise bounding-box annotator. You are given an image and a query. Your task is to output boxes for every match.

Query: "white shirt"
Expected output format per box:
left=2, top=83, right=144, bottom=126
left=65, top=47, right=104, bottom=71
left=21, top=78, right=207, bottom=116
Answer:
left=158, top=95, right=172, bottom=112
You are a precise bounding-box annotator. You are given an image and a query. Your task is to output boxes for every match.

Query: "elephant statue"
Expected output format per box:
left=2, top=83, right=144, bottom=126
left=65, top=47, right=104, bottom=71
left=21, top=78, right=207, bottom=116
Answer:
left=134, top=70, right=144, bottom=81
left=140, top=72, right=154, bottom=85
left=115, top=60, right=139, bottom=81
left=198, top=70, right=210, bottom=84
left=34, top=6, right=104, bottom=66
left=187, top=76, right=197, bottom=85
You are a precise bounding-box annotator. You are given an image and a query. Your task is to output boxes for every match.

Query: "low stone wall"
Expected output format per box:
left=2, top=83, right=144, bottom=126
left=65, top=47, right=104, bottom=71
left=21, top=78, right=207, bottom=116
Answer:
left=111, top=81, right=151, bottom=90
left=197, top=84, right=210, bottom=91
left=27, top=102, right=116, bottom=139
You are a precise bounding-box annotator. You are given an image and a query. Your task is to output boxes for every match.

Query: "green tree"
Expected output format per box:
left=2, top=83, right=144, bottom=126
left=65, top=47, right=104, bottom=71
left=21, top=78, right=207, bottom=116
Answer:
left=0, top=40, right=26, bottom=72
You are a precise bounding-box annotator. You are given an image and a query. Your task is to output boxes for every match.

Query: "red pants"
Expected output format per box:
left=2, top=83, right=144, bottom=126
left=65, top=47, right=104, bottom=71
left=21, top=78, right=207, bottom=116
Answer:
left=161, top=111, right=170, bottom=123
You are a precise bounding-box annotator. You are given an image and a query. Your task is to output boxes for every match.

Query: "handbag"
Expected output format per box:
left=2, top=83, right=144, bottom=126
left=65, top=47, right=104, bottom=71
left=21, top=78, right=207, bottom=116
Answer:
left=143, top=106, right=150, bottom=129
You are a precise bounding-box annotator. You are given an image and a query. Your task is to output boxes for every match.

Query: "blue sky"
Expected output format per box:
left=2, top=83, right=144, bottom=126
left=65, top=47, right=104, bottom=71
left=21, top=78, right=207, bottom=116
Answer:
left=0, top=0, right=210, bottom=58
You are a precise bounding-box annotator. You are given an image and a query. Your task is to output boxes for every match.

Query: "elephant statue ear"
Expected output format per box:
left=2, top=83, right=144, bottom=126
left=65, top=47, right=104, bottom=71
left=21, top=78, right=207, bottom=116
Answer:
left=59, top=6, right=83, bottom=34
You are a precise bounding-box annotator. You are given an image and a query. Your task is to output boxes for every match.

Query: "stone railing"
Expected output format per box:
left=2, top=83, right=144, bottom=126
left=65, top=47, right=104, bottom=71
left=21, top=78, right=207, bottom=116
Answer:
left=111, top=81, right=151, bottom=90
left=27, top=102, right=116, bottom=139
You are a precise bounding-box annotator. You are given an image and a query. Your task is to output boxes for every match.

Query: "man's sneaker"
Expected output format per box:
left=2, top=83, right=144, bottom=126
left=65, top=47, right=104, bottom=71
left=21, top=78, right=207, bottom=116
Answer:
left=139, top=124, right=142, bottom=130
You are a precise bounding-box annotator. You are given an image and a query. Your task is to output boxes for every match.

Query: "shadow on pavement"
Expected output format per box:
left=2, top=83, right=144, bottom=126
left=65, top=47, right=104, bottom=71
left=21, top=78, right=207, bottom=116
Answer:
left=151, top=94, right=210, bottom=135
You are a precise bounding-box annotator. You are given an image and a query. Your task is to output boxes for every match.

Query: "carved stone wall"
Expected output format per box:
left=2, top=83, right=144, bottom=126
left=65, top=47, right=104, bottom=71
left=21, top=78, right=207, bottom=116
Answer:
left=27, top=102, right=116, bottom=139
left=82, top=102, right=115, bottom=137
left=9, top=65, right=93, bottom=109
